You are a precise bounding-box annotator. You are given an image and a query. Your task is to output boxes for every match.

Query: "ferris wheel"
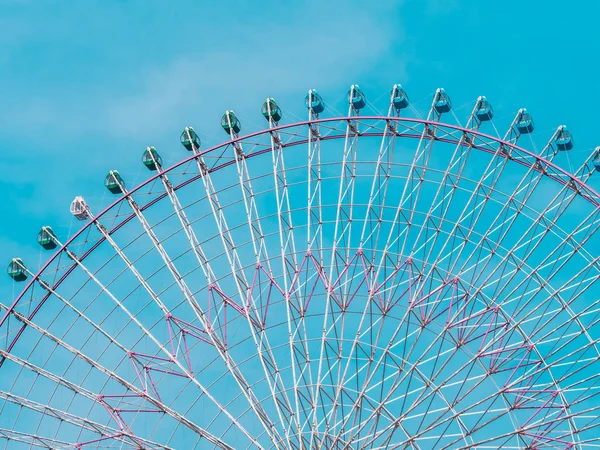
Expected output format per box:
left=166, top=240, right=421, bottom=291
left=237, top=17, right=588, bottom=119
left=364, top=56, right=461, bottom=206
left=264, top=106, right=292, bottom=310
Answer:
left=2, top=84, right=600, bottom=449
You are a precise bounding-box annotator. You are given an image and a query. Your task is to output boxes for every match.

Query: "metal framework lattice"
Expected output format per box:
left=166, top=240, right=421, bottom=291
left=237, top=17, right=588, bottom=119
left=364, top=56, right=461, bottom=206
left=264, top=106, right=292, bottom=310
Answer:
left=1, top=85, right=600, bottom=449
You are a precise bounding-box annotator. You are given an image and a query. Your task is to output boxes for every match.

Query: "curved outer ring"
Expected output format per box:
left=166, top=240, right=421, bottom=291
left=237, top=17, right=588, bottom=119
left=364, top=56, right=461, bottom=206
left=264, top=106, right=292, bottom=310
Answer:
left=1, top=115, right=598, bottom=366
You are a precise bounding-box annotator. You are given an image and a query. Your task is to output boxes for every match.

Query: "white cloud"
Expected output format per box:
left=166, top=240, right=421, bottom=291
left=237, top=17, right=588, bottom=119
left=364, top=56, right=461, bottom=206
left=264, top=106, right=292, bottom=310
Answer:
left=105, top=6, right=406, bottom=137
left=1, top=1, right=408, bottom=141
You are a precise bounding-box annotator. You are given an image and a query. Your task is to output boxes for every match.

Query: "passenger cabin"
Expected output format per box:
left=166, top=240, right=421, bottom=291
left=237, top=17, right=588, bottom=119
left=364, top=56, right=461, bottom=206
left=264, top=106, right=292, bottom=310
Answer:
left=516, top=109, right=534, bottom=134
left=305, top=89, right=324, bottom=114
left=391, top=84, right=409, bottom=111
left=105, top=170, right=125, bottom=194
left=180, top=127, right=201, bottom=151
left=433, top=89, right=452, bottom=114
left=37, top=226, right=57, bottom=250
left=555, top=126, right=574, bottom=151
left=221, top=110, right=241, bottom=135
left=143, top=146, right=162, bottom=171
left=348, top=85, right=366, bottom=110
left=70, top=196, right=90, bottom=221
left=475, top=97, right=494, bottom=121
left=593, top=147, right=600, bottom=172
left=262, top=98, right=282, bottom=122
left=7, top=258, right=27, bottom=282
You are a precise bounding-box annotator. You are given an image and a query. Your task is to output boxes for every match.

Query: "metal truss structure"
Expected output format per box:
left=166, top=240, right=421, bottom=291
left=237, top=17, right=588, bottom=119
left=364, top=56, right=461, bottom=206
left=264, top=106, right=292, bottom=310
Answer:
left=1, top=85, right=600, bottom=449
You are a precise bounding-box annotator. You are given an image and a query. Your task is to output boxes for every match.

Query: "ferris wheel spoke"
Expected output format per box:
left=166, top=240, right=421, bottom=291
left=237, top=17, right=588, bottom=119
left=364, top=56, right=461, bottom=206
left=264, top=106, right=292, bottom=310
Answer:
left=318, top=256, right=380, bottom=443
left=0, top=391, right=172, bottom=449
left=414, top=110, right=556, bottom=286
left=0, top=271, right=148, bottom=420
left=342, top=321, right=430, bottom=444
left=488, top=250, right=599, bottom=356
left=306, top=90, right=324, bottom=263
left=407, top=142, right=512, bottom=290
left=433, top=307, right=577, bottom=445
left=432, top=126, right=574, bottom=302
left=508, top=328, right=599, bottom=394
left=423, top=371, right=503, bottom=449
left=341, top=348, right=475, bottom=449
left=457, top=186, right=600, bottom=359
left=330, top=312, right=395, bottom=445
left=346, top=243, right=568, bottom=446
left=359, top=85, right=405, bottom=263
left=221, top=114, right=304, bottom=447
left=424, top=203, right=597, bottom=412
left=327, top=305, right=405, bottom=442
left=0, top=262, right=241, bottom=448
left=485, top=208, right=599, bottom=313
left=145, top=143, right=301, bottom=448
left=527, top=269, right=600, bottom=363
left=106, top=176, right=285, bottom=448
left=406, top=346, right=477, bottom=441
left=300, top=93, right=326, bottom=440
left=311, top=85, right=364, bottom=449
left=351, top=290, right=534, bottom=447
left=334, top=261, right=475, bottom=442
left=400, top=97, right=487, bottom=266
left=21, top=309, right=223, bottom=448
left=370, top=343, right=487, bottom=446
left=267, top=106, right=300, bottom=290
left=372, top=367, right=558, bottom=450
left=3, top=259, right=131, bottom=359
left=405, top=362, right=532, bottom=444
left=183, top=131, right=306, bottom=448
left=317, top=92, right=396, bottom=447
left=450, top=139, right=579, bottom=293
left=68, top=198, right=267, bottom=448
left=0, top=346, right=232, bottom=449
left=264, top=104, right=321, bottom=443
left=0, top=428, right=74, bottom=450
left=443, top=408, right=574, bottom=450
left=400, top=126, right=552, bottom=332
left=366, top=96, right=444, bottom=310
left=389, top=89, right=456, bottom=266
left=460, top=383, right=569, bottom=447
left=358, top=368, right=481, bottom=449
left=337, top=311, right=455, bottom=444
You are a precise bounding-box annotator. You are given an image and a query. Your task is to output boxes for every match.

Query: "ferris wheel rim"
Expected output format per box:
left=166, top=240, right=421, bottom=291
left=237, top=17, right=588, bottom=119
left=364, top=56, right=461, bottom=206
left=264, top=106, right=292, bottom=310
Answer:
left=2, top=114, right=598, bottom=366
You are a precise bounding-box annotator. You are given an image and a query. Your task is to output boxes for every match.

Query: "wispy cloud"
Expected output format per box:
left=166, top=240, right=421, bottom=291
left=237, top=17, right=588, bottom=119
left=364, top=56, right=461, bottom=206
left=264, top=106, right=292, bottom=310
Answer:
left=2, top=0, right=407, bottom=141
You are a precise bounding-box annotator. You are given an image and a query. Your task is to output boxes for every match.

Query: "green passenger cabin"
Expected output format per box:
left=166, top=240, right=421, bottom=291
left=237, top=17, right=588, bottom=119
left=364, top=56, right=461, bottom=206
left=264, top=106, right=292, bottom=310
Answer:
left=8, top=258, right=27, bottom=282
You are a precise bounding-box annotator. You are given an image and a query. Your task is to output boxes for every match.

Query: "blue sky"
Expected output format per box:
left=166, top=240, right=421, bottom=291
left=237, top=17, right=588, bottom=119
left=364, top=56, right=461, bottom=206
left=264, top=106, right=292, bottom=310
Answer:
left=1, top=2, right=600, bottom=447
left=1, top=0, right=599, bottom=295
